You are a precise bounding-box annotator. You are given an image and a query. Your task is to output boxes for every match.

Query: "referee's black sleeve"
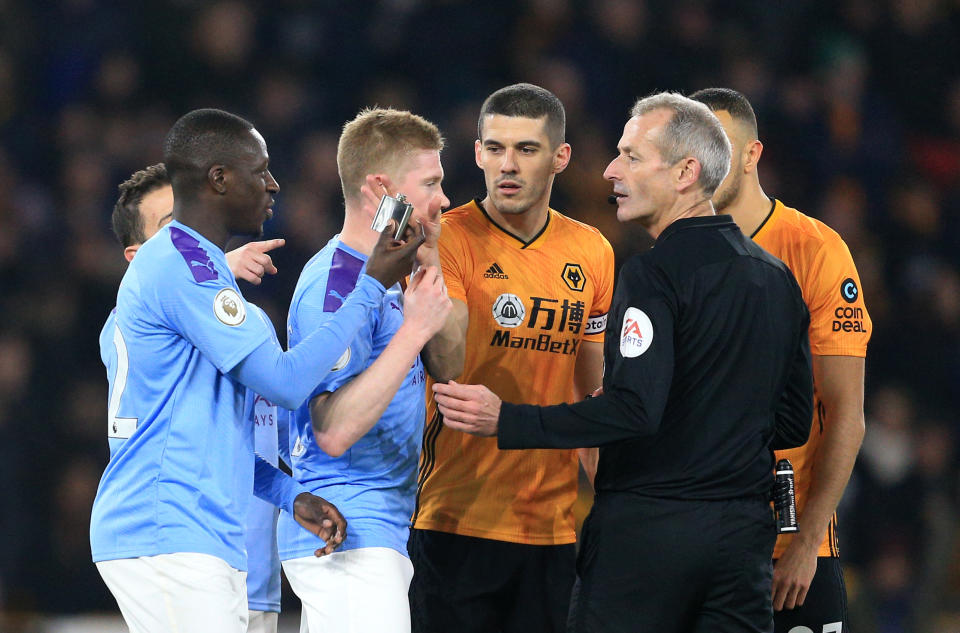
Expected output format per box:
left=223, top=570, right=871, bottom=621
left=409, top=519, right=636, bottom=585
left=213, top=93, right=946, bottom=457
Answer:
left=498, top=265, right=676, bottom=450
left=771, top=309, right=813, bottom=450
left=497, top=386, right=654, bottom=450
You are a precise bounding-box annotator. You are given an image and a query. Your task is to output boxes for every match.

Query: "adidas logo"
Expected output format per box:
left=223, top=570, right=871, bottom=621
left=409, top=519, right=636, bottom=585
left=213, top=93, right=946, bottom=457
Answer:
left=484, top=262, right=509, bottom=279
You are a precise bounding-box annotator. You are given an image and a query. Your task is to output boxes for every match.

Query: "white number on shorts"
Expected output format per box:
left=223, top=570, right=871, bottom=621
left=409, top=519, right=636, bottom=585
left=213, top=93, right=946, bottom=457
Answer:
left=788, top=624, right=841, bottom=633
left=108, top=325, right=138, bottom=439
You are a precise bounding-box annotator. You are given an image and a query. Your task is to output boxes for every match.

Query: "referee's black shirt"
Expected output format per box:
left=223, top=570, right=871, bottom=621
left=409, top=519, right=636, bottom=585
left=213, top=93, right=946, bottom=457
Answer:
left=498, top=215, right=813, bottom=500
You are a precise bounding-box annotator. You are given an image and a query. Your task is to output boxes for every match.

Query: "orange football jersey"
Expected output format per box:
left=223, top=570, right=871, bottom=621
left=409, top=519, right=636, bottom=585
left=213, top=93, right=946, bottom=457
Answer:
left=753, top=199, right=871, bottom=558
left=413, top=200, right=615, bottom=544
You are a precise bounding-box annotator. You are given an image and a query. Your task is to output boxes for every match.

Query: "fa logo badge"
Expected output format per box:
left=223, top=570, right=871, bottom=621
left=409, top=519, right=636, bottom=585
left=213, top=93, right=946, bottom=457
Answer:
left=840, top=278, right=859, bottom=303
left=561, top=263, right=586, bottom=292
left=620, top=307, right=653, bottom=358
left=214, top=288, right=246, bottom=326
left=492, top=293, right=526, bottom=328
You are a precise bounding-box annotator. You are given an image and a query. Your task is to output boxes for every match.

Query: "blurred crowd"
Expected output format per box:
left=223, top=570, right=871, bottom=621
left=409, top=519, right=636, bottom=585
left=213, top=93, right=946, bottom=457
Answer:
left=0, top=0, right=957, bottom=630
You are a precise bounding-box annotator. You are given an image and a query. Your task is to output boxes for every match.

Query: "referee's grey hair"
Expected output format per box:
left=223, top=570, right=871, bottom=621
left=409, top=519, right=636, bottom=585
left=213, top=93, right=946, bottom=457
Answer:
left=630, top=93, right=731, bottom=196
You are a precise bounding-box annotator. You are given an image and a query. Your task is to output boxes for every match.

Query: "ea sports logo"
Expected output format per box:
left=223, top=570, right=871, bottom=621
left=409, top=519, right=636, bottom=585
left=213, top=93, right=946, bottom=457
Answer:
left=620, top=307, right=653, bottom=358
left=492, top=293, right=526, bottom=328
left=840, top=278, right=859, bottom=303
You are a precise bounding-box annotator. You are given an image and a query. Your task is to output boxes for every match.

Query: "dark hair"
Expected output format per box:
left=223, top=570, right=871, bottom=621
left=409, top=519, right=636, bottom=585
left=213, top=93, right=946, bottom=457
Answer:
left=478, top=83, right=566, bottom=148
left=111, top=163, right=170, bottom=247
left=162, top=108, right=255, bottom=193
left=688, top=88, right=758, bottom=137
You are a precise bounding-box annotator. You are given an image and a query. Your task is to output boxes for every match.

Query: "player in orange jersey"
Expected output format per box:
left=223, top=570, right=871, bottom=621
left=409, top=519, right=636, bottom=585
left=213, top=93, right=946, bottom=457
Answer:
left=409, top=83, right=615, bottom=633
left=692, top=88, right=870, bottom=633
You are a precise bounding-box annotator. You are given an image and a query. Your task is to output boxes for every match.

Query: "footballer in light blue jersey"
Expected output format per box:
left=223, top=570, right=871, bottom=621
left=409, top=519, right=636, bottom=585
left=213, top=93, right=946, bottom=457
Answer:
left=92, top=221, right=286, bottom=571
left=280, top=237, right=426, bottom=560
left=100, top=163, right=297, bottom=619
left=99, top=291, right=289, bottom=612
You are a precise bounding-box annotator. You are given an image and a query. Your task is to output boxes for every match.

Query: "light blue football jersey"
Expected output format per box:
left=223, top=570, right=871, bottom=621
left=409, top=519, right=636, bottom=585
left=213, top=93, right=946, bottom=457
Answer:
left=245, top=307, right=283, bottom=613
left=91, top=221, right=277, bottom=572
left=101, top=300, right=286, bottom=608
left=280, top=237, right=426, bottom=560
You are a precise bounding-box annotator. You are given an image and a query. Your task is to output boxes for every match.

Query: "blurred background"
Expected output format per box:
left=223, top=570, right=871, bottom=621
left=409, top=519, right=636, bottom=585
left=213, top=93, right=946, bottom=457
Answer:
left=0, top=0, right=957, bottom=631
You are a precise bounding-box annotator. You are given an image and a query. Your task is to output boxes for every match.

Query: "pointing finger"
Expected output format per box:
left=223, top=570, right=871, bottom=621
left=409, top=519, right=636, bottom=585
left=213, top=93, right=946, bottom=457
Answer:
left=249, top=238, right=285, bottom=254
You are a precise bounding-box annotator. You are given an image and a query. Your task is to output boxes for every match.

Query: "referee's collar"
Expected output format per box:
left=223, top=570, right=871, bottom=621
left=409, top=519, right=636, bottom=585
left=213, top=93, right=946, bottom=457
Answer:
left=656, top=214, right=736, bottom=244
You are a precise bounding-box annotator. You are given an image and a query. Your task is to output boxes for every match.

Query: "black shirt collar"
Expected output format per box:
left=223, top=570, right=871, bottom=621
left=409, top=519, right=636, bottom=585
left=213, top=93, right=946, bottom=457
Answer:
left=656, top=214, right=736, bottom=245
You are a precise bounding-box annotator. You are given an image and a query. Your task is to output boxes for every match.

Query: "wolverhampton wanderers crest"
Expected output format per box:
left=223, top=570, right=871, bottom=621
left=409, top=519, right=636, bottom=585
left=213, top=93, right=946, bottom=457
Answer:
left=562, top=263, right=586, bottom=292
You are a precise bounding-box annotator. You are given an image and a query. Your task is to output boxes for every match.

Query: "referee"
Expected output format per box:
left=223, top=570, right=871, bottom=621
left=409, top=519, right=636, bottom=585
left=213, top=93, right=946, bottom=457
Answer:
left=433, top=92, right=814, bottom=633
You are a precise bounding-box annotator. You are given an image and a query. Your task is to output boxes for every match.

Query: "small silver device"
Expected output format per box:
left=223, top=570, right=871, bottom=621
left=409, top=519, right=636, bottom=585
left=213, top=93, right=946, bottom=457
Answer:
left=371, top=192, right=414, bottom=239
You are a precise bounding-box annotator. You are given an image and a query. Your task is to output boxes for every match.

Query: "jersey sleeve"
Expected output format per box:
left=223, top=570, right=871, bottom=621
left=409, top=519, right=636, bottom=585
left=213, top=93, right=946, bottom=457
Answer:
left=773, top=305, right=814, bottom=449
left=253, top=453, right=309, bottom=513
left=803, top=233, right=871, bottom=357
left=154, top=262, right=272, bottom=374
left=584, top=233, right=616, bottom=342
left=438, top=219, right=470, bottom=304
left=290, top=274, right=374, bottom=399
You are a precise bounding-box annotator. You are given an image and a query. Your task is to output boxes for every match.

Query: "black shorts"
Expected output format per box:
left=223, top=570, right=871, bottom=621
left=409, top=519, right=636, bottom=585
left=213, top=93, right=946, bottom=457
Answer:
left=773, top=556, right=848, bottom=633
left=571, top=492, right=777, bottom=633
left=408, top=528, right=576, bottom=633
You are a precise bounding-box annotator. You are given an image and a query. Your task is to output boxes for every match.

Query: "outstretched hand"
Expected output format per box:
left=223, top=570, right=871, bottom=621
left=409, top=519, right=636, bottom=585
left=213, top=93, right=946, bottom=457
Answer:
left=433, top=381, right=501, bottom=437
left=226, top=238, right=285, bottom=285
left=292, top=492, right=348, bottom=557
left=365, top=221, right=425, bottom=288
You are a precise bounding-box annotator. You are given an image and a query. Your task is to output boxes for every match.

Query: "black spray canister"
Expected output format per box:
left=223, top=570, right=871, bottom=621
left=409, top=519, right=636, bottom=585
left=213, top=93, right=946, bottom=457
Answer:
left=774, top=459, right=798, bottom=533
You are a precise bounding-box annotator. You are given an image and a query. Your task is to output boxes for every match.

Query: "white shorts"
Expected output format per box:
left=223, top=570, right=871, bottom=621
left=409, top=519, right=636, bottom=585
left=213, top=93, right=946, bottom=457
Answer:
left=247, top=610, right=278, bottom=633
left=96, top=552, right=247, bottom=633
left=282, top=547, right=414, bottom=633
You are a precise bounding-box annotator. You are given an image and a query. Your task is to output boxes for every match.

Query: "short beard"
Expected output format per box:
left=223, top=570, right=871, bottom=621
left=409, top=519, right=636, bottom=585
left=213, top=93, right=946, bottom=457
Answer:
left=712, top=169, right=742, bottom=212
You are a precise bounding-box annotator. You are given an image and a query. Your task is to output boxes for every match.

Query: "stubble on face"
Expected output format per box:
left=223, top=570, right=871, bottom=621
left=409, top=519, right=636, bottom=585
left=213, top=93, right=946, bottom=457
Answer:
left=711, top=161, right=742, bottom=212
left=710, top=110, right=747, bottom=212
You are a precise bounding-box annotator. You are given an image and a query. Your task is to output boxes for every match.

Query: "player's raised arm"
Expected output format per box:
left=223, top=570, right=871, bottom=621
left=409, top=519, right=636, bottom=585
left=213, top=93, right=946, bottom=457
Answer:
left=230, top=223, right=423, bottom=411
left=420, top=298, right=469, bottom=382
left=310, top=265, right=451, bottom=457
left=364, top=172, right=470, bottom=383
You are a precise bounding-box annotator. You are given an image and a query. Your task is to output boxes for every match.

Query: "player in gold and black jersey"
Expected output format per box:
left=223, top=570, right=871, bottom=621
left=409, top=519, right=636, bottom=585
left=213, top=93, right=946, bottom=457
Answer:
left=410, top=83, right=614, bottom=633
